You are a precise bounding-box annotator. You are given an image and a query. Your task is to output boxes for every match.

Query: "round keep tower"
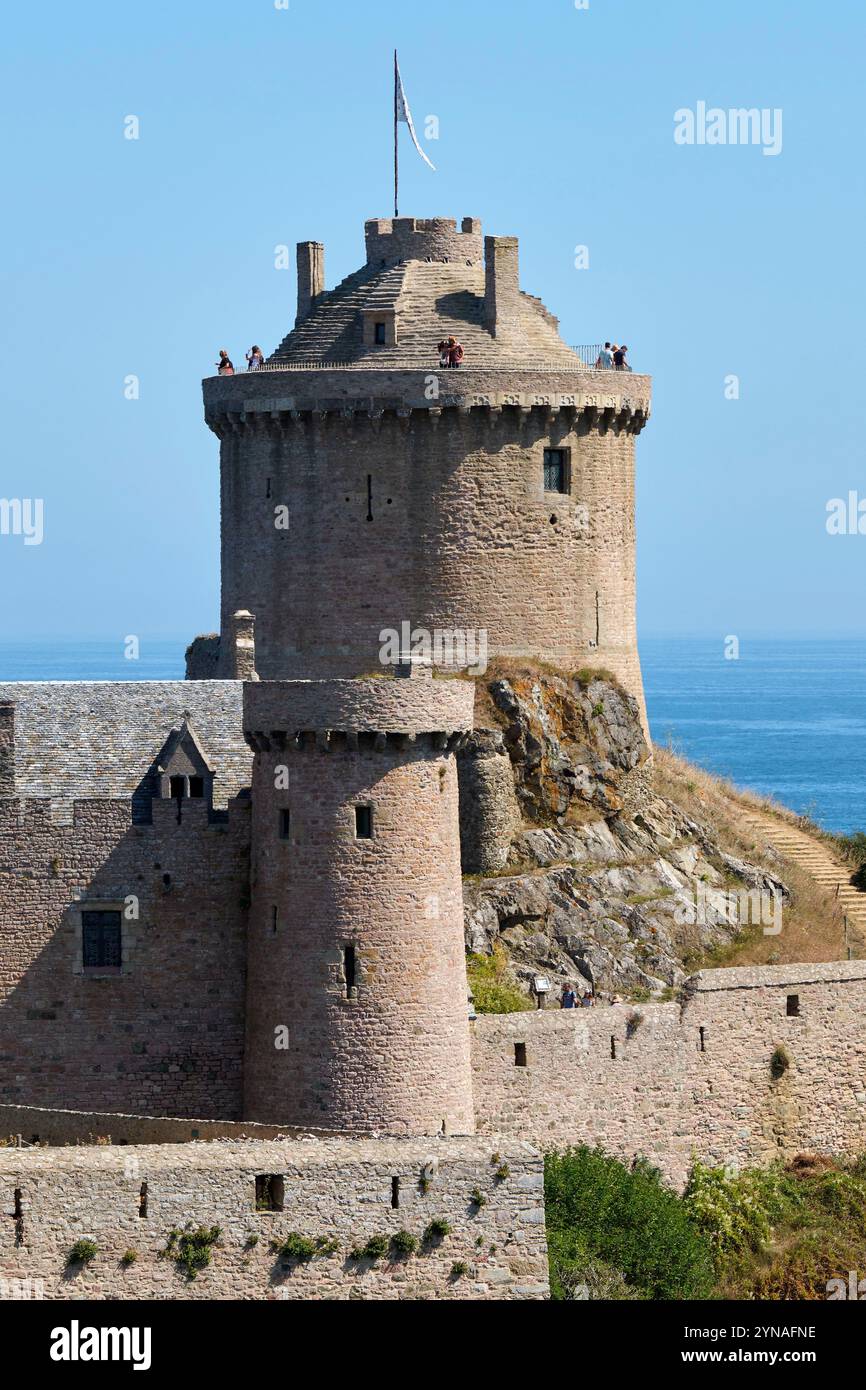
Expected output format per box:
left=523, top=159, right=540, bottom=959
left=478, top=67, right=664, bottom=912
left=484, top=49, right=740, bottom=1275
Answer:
left=242, top=670, right=476, bottom=1135
left=201, top=216, right=651, bottom=727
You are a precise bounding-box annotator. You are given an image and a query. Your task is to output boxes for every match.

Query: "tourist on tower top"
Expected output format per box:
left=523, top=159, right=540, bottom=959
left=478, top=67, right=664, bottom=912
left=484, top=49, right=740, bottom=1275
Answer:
left=216, top=349, right=234, bottom=376
left=245, top=345, right=264, bottom=371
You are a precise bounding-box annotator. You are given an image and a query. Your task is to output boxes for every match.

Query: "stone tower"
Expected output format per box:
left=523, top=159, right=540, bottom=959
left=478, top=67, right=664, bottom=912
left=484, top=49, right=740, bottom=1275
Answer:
left=242, top=671, right=476, bottom=1135
left=199, top=216, right=651, bottom=724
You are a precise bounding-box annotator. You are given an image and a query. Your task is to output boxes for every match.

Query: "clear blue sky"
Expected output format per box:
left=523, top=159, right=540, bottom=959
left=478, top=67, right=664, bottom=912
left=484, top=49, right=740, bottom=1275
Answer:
left=0, top=0, right=863, bottom=642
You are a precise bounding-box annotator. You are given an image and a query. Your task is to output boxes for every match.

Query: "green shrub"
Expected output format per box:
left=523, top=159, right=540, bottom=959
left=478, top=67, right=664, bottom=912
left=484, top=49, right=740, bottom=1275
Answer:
left=544, top=1147, right=714, bottom=1301
left=390, top=1229, right=418, bottom=1256
left=349, top=1233, right=390, bottom=1262
left=469, top=1187, right=486, bottom=1209
left=423, top=1218, right=451, bottom=1244
left=67, top=1239, right=98, bottom=1266
left=466, top=943, right=532, bottom=1014
left=272, top=1233, right=338, bottom=1262
left=271, top=1232, right=317, bottom=1261
left=163, top=1224, right=221, bottom=1280
left=120, top=1249, right=138, bottom=1266
left=450, top=1261, right=469, bottom=1278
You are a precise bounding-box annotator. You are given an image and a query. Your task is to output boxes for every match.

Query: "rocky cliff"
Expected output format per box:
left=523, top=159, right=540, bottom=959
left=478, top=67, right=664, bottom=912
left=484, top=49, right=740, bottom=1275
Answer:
left=459, top=669, right=789, bottom=1002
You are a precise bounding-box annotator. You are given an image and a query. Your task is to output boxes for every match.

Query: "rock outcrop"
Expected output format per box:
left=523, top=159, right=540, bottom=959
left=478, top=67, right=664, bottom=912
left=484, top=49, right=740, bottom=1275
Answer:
left=461, top=672, right=789, bottom=1001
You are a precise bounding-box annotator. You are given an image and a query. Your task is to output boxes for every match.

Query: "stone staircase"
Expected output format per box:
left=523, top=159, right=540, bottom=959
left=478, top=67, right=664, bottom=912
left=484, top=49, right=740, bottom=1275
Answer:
left=741, top=809, right=866, bottom=954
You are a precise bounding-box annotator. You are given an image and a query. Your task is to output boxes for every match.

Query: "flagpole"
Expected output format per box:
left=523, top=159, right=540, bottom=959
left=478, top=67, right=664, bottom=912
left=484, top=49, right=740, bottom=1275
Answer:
left=393, top=49, right=399, bottom=217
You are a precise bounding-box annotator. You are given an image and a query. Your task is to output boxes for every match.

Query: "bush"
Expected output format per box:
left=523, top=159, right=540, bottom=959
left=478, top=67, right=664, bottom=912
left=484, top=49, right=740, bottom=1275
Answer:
left=120, top=1249, right=138, bottom=1266
left=544, top=1147, right=714, bottom=1301
left=349, top=1233, right=390, bottom=1262
left=390, top=1230, right=418, bottom=1257
left=67, top=1239, right=98, bottom=1267
left=271, top=1232, right=317, bottom=1261
left=466, top=943, right=532, bottom=1014
left=423, top=1218, right=451, bottom=1244
left=163, top=1224, right=221, bottom=1280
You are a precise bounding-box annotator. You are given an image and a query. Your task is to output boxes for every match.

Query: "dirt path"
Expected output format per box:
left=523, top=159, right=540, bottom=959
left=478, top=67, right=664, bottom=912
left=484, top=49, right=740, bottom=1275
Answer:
left=741, top=809, right=866, bottom=955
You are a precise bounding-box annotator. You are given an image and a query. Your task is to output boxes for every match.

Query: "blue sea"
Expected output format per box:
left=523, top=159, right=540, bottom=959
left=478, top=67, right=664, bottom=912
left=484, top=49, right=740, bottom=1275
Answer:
left=0, top=638, right=863, bottom=835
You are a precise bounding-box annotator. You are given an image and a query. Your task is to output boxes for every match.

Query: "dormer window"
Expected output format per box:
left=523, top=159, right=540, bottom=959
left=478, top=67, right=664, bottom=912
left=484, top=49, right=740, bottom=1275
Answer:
left=154, top=718, right=216, bottom=809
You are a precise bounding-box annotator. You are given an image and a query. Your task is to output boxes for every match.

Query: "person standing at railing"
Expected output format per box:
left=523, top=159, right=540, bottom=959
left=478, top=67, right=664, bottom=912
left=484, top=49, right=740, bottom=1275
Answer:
left=595, top=342, right=614, bottom=369
left=613, top=344, right=629, bottom=371
left=216, top=349, right=234, bottom=376
left=447, top=336, right=464, bottom=368
left=245, top=345, right=264, bottom=371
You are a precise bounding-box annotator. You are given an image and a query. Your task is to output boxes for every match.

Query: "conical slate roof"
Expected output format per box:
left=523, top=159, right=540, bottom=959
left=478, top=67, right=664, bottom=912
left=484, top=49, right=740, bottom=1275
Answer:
left=269, top=217, right=583, bottom=370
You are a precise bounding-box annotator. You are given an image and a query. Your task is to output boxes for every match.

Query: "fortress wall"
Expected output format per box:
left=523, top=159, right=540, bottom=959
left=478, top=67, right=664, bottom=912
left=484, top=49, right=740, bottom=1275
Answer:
left=0, top=1136, right=548, bottom=1300
left=216, top=404, right=645, bottom=717
left=471, top=963, right=866, bottom=1190
left=0, top=797, right=250, bottom=1119
left=0, top=1103, right=352, bottom=1146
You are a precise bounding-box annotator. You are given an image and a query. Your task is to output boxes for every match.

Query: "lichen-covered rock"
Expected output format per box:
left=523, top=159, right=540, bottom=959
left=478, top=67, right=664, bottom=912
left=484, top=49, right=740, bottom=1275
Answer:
left=488, top=673, right=648, bottom=821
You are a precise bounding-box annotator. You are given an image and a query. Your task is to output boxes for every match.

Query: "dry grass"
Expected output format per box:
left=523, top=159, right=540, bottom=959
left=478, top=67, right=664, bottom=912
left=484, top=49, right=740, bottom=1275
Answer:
left=653, top=747, right=849, bottom=966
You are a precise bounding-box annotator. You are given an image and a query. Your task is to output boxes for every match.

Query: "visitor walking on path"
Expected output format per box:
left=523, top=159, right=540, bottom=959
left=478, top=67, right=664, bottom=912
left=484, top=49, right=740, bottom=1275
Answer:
left=560, top=983, right=577, bottom=1009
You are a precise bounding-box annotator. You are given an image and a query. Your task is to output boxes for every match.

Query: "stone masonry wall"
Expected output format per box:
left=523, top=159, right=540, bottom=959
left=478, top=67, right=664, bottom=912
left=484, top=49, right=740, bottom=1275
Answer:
left=0, top=796, right=250, bottom=1119
left=471, top=962, right=866, bottom=1190
left=0, top=1136, right=548, bottom=1300
left=212, top=398, right=646, bottom=722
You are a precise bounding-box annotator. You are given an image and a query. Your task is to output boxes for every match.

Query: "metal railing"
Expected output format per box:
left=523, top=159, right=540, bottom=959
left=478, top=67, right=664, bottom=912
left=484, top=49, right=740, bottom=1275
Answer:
left=214, top=345, right=634, bottom=376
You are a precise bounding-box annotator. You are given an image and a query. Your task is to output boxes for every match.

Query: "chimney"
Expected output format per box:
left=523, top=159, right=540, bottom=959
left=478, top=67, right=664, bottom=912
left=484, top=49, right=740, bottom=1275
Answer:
left=296, top=241, right=325, bottom=325
left=0, top=701, right=14, bottom=795
left=224, top=610, right=258, bottom=681
left=484, top=235, right=520, bottom=339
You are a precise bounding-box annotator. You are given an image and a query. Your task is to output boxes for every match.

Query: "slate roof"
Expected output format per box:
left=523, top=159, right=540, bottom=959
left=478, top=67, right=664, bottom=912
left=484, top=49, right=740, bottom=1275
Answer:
left=0, top=681, right=251, bottom=818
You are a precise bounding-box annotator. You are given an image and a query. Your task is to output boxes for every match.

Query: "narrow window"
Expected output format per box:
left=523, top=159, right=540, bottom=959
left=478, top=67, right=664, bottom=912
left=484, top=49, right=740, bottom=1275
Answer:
left=366, top=473, right=373, bottom=522
left=188, top=776, right=204, bottom=798
left=272, top=906, right=278, bottom=935
left=344, top=944, right=357, bottom=994
left=255, top=1174, right=285, bottom=1212
left=169, top=775, right=186, bottom=800
left=82, top=909, right=122, bottom=970
left=139, top=1182, right=148, bottom=1218
left=278, top=808, right=291, bottom=840
left=374, top=321, right=387, bottom=344
left=13, top=1187, right=23, bottom=1245
left=610, top=1036, right=617, bottom=1059
left=543, top=447, right=568, bottom=494
left=787, top=994, right=800, bottom=1017
left=699, top=1026, right=706, bottom=1052
left=391, top=1176, right=400, bottom=1209
left=514, top=1042, right=527, bottom=1067
left=355, top=804, right=373, bottom=839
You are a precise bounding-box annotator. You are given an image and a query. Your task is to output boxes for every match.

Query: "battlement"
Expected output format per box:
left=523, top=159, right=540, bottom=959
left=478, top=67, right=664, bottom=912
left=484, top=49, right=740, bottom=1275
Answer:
left=364, top=215, right=484, bottom=266
left=243, top=676, right=476, bottom=746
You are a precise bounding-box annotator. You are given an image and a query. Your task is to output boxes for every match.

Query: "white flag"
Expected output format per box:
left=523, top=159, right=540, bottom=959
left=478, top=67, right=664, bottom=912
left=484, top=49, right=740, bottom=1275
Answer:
left=396, top=61, right=436, bottom=171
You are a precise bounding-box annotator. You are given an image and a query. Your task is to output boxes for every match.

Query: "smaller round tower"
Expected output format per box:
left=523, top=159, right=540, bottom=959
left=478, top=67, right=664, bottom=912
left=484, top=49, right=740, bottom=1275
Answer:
left=242, top=669, right=476, bottom=1135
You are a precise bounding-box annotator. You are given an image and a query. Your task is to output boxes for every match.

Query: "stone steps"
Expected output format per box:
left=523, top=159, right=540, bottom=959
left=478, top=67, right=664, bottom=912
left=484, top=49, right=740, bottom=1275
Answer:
left=740, top=811, right=866, bottom=950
